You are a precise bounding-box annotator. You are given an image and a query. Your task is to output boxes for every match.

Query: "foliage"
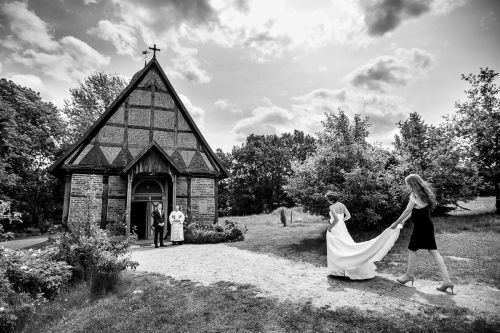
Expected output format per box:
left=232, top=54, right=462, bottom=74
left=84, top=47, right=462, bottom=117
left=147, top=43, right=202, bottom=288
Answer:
left=226, top=130, right=316, bottom=215
left=0, top=248, right=72, bottom=300
left=286, top=110, right=407, bottom=229
left=0, top=225, right=15, bottom=242
left=0, top=79, right=67, bottom=227
left=450, top=67, right=499, bottom=212
left=184, top=219, right=248, bottom=243
left=63, top=72, right=128, bottom=144
left=215, top=148, right=233, bottom=216
left=395, top=112, right=481, bottom=213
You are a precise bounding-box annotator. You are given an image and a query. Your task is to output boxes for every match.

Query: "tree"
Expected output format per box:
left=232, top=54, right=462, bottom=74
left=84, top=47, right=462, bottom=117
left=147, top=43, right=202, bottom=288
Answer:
left=395, top=112, right=481, bottom=214
left=451, top=68, right=500, bottom=212
left=215, top=148, right=233, bottom=216
left=0, top=79, right=67, bottom=226
left=223, top=131, right=316, bottom=216
left=286, top=110, right=405, bottom=230
left=63, top=72, right=127, bottom=143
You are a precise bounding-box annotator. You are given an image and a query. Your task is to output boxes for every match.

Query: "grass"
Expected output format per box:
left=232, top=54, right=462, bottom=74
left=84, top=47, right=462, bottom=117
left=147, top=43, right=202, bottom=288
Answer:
left=227, top=201, right=500, bottom=288
left=23, top=271, right=498, bottom=333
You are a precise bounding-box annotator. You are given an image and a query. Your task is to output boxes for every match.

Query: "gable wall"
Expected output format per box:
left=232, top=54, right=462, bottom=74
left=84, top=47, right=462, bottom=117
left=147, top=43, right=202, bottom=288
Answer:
left=65, top=67, right=218, bottom=174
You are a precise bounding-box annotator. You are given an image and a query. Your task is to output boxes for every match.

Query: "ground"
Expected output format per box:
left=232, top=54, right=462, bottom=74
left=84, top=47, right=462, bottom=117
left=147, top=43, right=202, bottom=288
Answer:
left=5, top=197, right=500, bottom=332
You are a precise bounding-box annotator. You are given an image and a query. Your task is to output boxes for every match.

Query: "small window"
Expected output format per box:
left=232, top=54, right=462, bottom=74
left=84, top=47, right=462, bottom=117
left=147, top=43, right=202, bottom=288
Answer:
left=134, top=180, right=162, bottom=194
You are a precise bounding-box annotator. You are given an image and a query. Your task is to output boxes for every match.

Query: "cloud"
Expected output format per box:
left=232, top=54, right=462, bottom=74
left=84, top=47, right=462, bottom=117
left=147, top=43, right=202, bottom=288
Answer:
left=165, top=44, right=211, bottom=84
left=1, top=1, right=59, bottom=51
left=360, top=0, right=432, bottom=36
left=232, top=87, right=412, bottom=145
left=6, top=74, right=44, bottom=92
left=346, top=48, right=434, bottom=92
left=179, top=94, right=206, bottom=129
left=481, top=10, right=498, bottom=30
left=87, top=20, right=138, bottom=55
left=232, top=105, right=295, bottom=140
left=214, top=99, right=242, bottom=113
left=0, top=2, right=110, bottom=83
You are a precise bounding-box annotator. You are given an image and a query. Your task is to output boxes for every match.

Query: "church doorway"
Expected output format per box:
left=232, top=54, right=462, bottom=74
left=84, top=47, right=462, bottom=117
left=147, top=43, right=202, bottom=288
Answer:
left=130, top=177, right=172, bottom=239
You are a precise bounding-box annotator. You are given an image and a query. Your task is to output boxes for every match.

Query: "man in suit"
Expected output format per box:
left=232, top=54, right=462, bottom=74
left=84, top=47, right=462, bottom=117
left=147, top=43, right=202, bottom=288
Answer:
left=151, top=202, right=165, bottom=248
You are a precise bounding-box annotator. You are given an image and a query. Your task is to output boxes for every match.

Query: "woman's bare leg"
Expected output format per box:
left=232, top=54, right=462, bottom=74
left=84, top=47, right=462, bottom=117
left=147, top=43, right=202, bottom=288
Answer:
left=405, top=250, right=417, bottom=277
left=429, top=250, right=451, bottom=283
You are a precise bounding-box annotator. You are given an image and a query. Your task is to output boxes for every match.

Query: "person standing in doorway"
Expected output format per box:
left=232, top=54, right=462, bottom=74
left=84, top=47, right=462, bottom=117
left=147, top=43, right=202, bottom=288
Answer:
left=151, top=202, right=165, bottom=248
left=169, top=205, right=185, bottom=245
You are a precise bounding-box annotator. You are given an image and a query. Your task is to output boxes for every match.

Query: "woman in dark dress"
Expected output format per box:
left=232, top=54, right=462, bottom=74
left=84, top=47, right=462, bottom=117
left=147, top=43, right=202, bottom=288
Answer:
left=391, top=174, right=454, bottom=293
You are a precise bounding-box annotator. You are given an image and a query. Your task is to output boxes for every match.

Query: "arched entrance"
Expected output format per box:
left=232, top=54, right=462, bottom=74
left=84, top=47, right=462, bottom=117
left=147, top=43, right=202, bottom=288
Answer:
left=130, top=177, right=172, bottom=239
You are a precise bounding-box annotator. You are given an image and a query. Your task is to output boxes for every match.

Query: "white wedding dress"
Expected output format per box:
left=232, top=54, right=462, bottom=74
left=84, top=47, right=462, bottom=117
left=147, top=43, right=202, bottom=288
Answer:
left=327, top=213, right=402, bottom=280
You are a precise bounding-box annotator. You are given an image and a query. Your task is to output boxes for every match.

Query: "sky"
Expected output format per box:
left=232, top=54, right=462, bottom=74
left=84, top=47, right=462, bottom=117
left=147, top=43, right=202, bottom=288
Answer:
left=0, top=0, right=499, bottom=152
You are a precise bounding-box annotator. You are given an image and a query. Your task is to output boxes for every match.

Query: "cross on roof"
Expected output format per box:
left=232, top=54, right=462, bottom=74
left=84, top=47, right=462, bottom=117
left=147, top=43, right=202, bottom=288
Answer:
left=149, top=44, right=161, bottom=58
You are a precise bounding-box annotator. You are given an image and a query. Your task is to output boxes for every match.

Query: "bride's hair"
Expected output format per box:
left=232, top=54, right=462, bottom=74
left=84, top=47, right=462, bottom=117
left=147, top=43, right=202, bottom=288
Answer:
left=405, top=174, right=437, bottom=208
left=325, top=191, right=340, bottom=203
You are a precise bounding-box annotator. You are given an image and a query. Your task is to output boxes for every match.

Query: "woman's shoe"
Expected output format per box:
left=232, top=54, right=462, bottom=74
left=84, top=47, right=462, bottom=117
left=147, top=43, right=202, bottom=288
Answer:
left=396, top=276, right=414, bottom=286
left=436, top=282, right=454, bottom=294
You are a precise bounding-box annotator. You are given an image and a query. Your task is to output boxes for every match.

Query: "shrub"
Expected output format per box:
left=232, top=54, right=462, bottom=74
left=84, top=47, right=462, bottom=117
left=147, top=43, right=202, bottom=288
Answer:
left=184, top=219, right=248, bottom=244
left=47, top=222, right=138, bottom=286
left=0, top=225, right=15, bottom=242
left=0, top=248, right=72, bottom=300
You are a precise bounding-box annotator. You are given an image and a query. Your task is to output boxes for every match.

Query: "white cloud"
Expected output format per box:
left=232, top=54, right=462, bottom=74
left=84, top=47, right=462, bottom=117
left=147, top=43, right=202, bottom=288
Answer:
left=214, top=98, right=242, bottom=114
left=179, top=94, right=206, bottom=129
left=1, top=1, right=59, bottom=51
left=346, top=48, right=434, bottom=92
left=0, top=2, right=110, bottom=83
left=165, top=44, right=211, bottom=84
left=6, top=73, right=44, bottom=92
left=87, top=20, right=138, bottom=56
left=232, top=87, right=412, bottom=145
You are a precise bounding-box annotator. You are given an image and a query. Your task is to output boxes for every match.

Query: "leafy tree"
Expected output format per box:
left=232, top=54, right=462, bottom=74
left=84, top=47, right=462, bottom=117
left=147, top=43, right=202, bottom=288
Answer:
left=0, top=78, right=67, bottom=226
left=63, top=72, right=127, bottom=143
left=215, top=148, right=233, bottom=216
left=225, top=131, right=316, bottom=215
left=450, top=68, right=500, bottom=212
left=285, top=109, right=404, bottom=229
left=394, top=112, right=480, bottom=214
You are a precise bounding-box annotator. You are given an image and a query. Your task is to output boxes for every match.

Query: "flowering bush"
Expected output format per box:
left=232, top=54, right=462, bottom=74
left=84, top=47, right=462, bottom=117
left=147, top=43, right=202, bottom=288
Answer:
left=0, top=248, right=72, bottom=300
left=184, top=219, right=248, bottom=244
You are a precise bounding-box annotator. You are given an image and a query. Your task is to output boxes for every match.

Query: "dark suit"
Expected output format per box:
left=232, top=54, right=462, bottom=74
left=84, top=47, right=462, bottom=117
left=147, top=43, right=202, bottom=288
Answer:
left=151, top=209, right=165, bottom=247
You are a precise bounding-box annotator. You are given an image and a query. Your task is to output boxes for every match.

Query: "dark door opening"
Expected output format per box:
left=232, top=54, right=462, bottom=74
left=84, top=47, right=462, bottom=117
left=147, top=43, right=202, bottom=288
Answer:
left=131, top=202, right=147, bottom=239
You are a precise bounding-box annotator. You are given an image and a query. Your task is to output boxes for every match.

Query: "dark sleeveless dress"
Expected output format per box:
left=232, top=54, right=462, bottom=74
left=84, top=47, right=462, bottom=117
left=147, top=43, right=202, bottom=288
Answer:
left=408, top=205, right=437, bottom=251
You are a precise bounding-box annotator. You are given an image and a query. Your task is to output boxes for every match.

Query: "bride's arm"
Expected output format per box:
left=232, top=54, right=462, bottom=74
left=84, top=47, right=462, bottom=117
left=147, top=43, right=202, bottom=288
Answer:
left=343, top=204, right=351, bottom=221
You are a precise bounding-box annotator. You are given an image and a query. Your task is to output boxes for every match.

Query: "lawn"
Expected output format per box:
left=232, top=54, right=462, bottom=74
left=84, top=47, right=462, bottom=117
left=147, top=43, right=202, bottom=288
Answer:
left=23, top=272, right=496, bottom=333
left=226, top=199, right=500, bottom=288
left=19, top=197, right=500, bottom=332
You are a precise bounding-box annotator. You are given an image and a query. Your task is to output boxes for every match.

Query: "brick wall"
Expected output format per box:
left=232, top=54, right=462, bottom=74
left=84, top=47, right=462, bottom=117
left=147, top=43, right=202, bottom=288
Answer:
left=153, top=131, right=174, bottom=149
left=97, top=125, right=124, bottom=144
left=128, top=108, right=151, bottom=127
left=177, top=132, right=197, bottom=149
left=128, top=128, right=149, bottom=147
left=155, top=92, right=174, bottom=108
left=68, top=174, right=103, bottom=229
left=128, top=90, right=151, bottom=106
left=190, top=178, right=215, bottom=222
left=153, top=110, right=175, bottom=129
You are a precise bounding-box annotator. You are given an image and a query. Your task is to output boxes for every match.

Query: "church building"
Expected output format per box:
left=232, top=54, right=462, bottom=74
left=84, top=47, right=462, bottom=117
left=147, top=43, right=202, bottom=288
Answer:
left=49, top=54, right=228, bottom=240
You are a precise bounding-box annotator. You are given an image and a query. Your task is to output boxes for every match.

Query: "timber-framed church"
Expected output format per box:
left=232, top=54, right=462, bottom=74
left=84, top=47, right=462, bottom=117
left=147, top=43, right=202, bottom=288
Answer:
left=49, top=56, right=228, bottom=240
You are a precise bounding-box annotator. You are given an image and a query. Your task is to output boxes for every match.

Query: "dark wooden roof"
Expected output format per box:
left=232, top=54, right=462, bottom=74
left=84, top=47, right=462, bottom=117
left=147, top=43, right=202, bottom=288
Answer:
left=121, top=142, right=183, bottom=175
left=49, top=57, right=229, bottom=178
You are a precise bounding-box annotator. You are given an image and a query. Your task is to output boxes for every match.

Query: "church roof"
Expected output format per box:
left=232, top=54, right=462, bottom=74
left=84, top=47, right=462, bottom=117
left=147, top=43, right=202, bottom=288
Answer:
left=49, top=57, right=229, bottom=178
left=121, top=141, right=183, bottom=175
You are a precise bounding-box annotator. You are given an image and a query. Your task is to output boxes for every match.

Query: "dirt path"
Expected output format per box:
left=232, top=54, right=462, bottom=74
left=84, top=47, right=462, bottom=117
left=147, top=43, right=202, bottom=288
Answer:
left=131, top=243, right=499, bottom=320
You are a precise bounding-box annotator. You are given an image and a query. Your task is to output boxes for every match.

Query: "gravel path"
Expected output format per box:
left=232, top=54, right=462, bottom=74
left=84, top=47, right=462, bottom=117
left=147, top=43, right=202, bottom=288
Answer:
left=131, top=243, right=500, bottom=320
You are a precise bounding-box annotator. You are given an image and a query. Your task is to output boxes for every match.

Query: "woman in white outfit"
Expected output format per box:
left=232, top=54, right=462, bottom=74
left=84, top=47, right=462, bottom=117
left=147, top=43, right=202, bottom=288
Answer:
left=326, top=191, right=402, bottom=280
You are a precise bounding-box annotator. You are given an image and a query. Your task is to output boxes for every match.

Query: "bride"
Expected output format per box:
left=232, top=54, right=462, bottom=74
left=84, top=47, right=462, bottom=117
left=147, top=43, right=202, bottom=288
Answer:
left=326, top=191, right=402, bottom=280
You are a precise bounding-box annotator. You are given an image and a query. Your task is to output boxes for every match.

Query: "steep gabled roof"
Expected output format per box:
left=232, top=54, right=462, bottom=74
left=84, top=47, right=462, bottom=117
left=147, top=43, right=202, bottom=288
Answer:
left=49, top=57, right=229, bottom=178
left=121, top=141, right=182, bottom=175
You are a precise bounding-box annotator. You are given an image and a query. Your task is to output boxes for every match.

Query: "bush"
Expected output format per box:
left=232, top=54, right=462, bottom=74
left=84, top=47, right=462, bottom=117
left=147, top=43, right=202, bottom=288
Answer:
left=184, top=219, right=248, bottom=244
left=0, top=248, right=72, bottom=300
left=0, top=225, right=15, bottom=242
left=46, top=222, right=138, bottom=286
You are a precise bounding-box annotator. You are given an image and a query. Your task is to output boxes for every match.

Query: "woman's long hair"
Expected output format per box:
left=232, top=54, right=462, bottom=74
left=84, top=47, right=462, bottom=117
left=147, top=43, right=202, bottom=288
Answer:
left=405, top=174, right=437, bottom=208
